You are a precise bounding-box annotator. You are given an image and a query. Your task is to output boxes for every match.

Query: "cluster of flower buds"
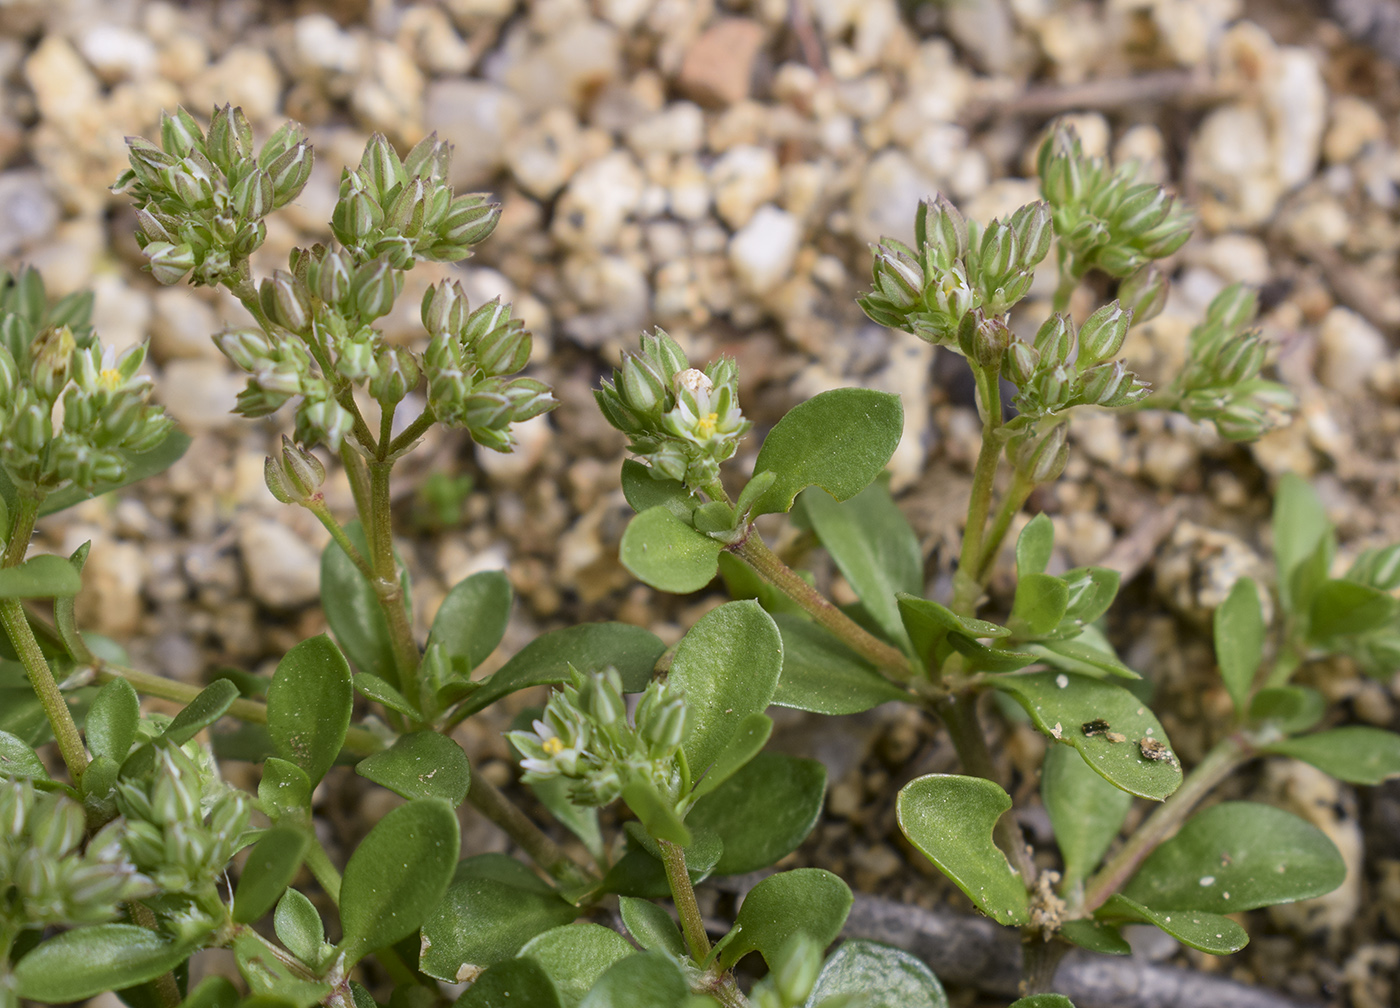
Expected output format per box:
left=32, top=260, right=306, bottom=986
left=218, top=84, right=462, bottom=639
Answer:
left=115, top=742, right=249, bottom=905
left=596, top=329, right=751, bottom=489
left=1003, top=301, right=1150, bottom=419
left=114, top=105, right=314, bottom=288
left=331, top=133, right=499, bottom=268
left=1036, top=122, right=1194, bottom=279
left=0, top=269, right=173, bottom=494
left=508, top=667, right=690, bottom=808
left=0, top=778, right=154, bottom=931
left=859, top=195, right=1051, bottom=347
left=420, top=280, right=555, bottom=452
left=1168, top=285, right=1295, bottom=441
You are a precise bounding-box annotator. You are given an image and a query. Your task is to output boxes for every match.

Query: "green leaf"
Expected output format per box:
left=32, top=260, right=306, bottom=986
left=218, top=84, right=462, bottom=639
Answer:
left=1289, top=531, right=1335, bottom=625
left=1123, top=801, right=1346, bottom=912
left=735, top=470, right=778, bottom=520
left=620, top=506, right=723, bottom=593
left=0, top=729, right=48, bottom=779
left=179, top=975, right=240, bottom=1008
left=693, top=500, right=737, bottom=533
left=895, top=774, right=1029, bottom=926
left=455, top=958, right=561, bottom=1008
left=896, top=594, right=1010, bottom=674
left=232, top=928, right=332, bottom=1007
left=1058, top=919, right=1130, bottom=956
left=579, top=951, right=690, bottom=1008
left=0, top=430, right=192, bottom=519
left=621, top=779, right=691, bottom=846
left=421, top=855, right=581, bottom=980
left=1249, top=686, right=1326, bottom=735
left=1009, top=573, right=1070, bottom=638
left=990, top=671, right=1182, bottom=800
left=600, top=839, right=717, bottom=900
left=232, top=824, right=311, bottom=924
left=772, top=615, right=908, bottom=715
left=1095, top=894, right=1247, bottom=955
left=1272, top=473, right=1329, bottom=613
left=1214, top=577, right=1264, bottom=715
left=163, top=678, right=239, bottom=745
left=337, top=799, right=460, bottom=965
left=353, top=672, right=417, bottom=718
left=620, top=821, right=722, bottom=880
left=453, top=622, right=666, bottom=720
left=258, top=757, right=313, bottom=822
left=357, top=731, right=471, bottom=805
left=274, top=888, right=328, bottom=968
left=1024, top=633, right=1140, bottom=680
left=428, top=570, right=512, bottom=674
left=669, top=600, right=782, bottom=779
left=519, top=924, right=635, bottom=1008
left=798, top=480, right=921, bottom=650
left=86, top=677, right=140, bottom=762
left=750, top=388, right=903, bottom=516
left=945, top=633, right=1040, bottom=673
left=621, top=459, right=702, bottom=521
left=1007, top=997, right=1075, bottom=1008
left=618, top=897, right=686, bottom=958
left=1015, top=514, right=1055, bottom=577
left=689, top=712, right=772, bottom=802
left=1261, top=727, right=1400, bottom=785
left=721, top=869, right=852, bottom=969
left=320, top=521, right=407, bottom=680
left=1041, top=743, right=1131, bottom=888
left=267, top=635, right=353, bottom=786
left=1308, top=579, right=1398, bottom=640
left=0, top=554, right=82, bottom=598
left=14, top=924, right=192, bottom=1001
left=688, top=751, right=826, bottom=876
left=1057, top=567, right=1120, bottom=632
left=519, top=773, right=603, bottom=861
left=805, top=939, right=949, bottom=1008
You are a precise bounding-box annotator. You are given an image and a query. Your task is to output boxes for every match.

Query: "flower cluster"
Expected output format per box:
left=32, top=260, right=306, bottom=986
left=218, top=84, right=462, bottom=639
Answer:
left=508, top=668, right=689, bottom=808
left=595, top=329, right=750, bottom=490
left=0, top=778, right=153, bottom=930
left=1036, top=122, right=1194, bottom=279
left=0, top=268, right=172, bottom=493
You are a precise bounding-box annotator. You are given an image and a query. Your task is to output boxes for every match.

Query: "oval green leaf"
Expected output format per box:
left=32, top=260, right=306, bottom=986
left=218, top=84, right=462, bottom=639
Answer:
left=338, top=798, right=460, bottom=965
left=1058, top=919, right=1130, bottom=956
left=267, top=635, right=353, bottom=786
left=1122, top=801, right=1346, bottom=912
left=618, top=897, right=686, bottom=958
left=1041, top=742, right=1132, bottom=888
left=896, top=774, right=1029, bottom=926
left=772, top=614, right=908, bottom=715
left=357, top=731, right=472, bottom=805
left=1095, top=894, right=1247, bottom=955
left=1260, top=727, right=1400, bottom=785
left=1010, top=573, right=1070, bottom=638
left=0, top=554, right=83, bottom=598
left=518, top=924, right=635, bottom=1008
left=579, top=950, right=689, bottom=1008
left=259, top=757, right=313, bottom=822
left=320, top=521, right=406, bottom=679
left=353, top=672, right=417, bottom=718
left=1248, top=686, right=1326, bottom=735
left=14, top=924, right=191, bottom=1001
left=620, top=506, right=723, bottom=593
left=421, top=854, right=581, bottom=981
left=0, top=729, right=48, bottom=779
left=669, top=600, right=782, bottom=779
left=750, top=388, right=903, bottom=516
left=689, top=712, right=772, bottom=802
left=1308, top=578, right=1398, bottom=640
left=721, top=868, right=852, bottom=970
left=274, top=888, right=327, bottom=968
left=688, top=751, right=826, bottom=876
left=621, top=459, right=702, bottom=520
left=163, top=678, right=239, bottom=745
left=455, top=957, right=562, bottom=1008
left=86, top=677, right=140, bottom=763
left=233, top=824, right=312, bottom=924
left=1214, top=577, right=1264, bottom=714
left=428, top=570, right=512, bottom=674
left=990, top=671, right=1182, bottom=800
left=1015, top=514, right=1055, bottom=577
left=805, top=939, right=949, bottom=1008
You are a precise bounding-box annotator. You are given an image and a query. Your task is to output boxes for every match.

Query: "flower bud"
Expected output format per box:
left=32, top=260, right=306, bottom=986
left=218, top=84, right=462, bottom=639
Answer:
left=1034, top=314, right=1075, bottom=367
left=774, top=934, right=822, bottom=1006
left=331, top=186, right=383, bottom=246
left=30, top=326, right=75, bottom=398
left=297, top=397, right=355, bottom=451
left=1068, top=216, right=1109, bottom=251
left=1116, top=265, right=1168, bottom=324
left=230, top=221, right=266, bottom=259
left=369, top=347, right=420, bottom=406
left=214, top=328, right=274, bottom=373
left=404, top=133, right=453, bottom=182
left=260, top=270, right=312, bottom=334
left=439, top=194, right=499, bottom=246
left=1033, top=363, right=1074, bottom=410
left=259, top=120, right=309, bottom=169
left=359, top=134, right=404, bottom=201
left=640, top=328, right=689, bottom=379
left=124, top=139, right=178, bottom=189
left=159, top=107, right=205, bottom=158
left=972, top=313, right=1011, bottom=369
left=1017, top=423, right=1069, bottom=483
left=1136, top=206, right=1193, bottom=258
left=30, top=793, right=85, bottom=859
left=265, top=435, right=326, bottom=505
left=335, top=336, right=379, bottom=383
left=1010, top=200, right=1053, bottom=270
left=352, top=259, right=403, bottom=321
left=144, top=242, right=197, bottom=286
left=1204, top=283, right=1257, bottom=333
left=1076, top=301, right=1132, bottom=368
left=978, top=220, right=1018, bottom=287
left=915, top=193, right=968, bottom=262
left=385, top=176, right=427, bottom=238
left=1113, top=183, right=1172, bottom=235
left=619, top=351, right=667, bottom=417
left=1076, top=360, right=1127, bottom=405
left=872, top=243, right=924, bottom=310
left=1211, top=334, right=1267, bottom=386
left=1003, top=340, right=1040, bottom=387
left=231, top=168, right=274, bottom=221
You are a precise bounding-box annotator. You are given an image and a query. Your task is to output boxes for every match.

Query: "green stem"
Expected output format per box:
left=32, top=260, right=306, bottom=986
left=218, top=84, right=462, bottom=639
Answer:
left=387, top=409, right=436, bottom=457
left=952, top=370, right=1007, bottom=617
left=364, top=459, right=422, bottom=710
left=303, top=840, right=343, bottom=905
left=1, top=491, right=38, bottom=569
left=306, top=498, right=375, bottom=583
left=467, top=773, right=595, bottom=888
left=129, top=901, right=181, bottom=1008
left=1019, top=934, right=1067, bottom=996
left=658, top=839, right=710, bottom=962
left=731, top=532, right=913, bottom=680
left=378, top=400, right=397, bottom=458
left=1050, top=248, right=1082, bottom=315
left=1081, top=736, right=1248, bottom=914
left=340, top=447, right=374, bottom=525
left=2, top=598, right=88, bottom=782
left=936, top=693, right=1036, bottom=887
left=974, top=470, right=1033, bottom=583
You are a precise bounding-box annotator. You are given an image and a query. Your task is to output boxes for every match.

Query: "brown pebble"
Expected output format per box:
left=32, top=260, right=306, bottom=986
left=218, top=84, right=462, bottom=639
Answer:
left=677, top=18, right=767, bottom=108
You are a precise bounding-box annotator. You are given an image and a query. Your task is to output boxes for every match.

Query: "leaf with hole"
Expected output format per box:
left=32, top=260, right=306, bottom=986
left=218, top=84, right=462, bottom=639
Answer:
left=1260, top=727, right=1400, bottom=785
left=1095, top=894, right=1247, bottom=955
left=772, top=614, right=908, bottom=714
left=1042, top=743, right=1132, bottom=888
left=1123, top=801, right=1346, bottom=912
left=420, top=854, right=581, bottom=980
left=720, top=869, right=852, bottom=969
left=688, top=751, right=826, bottom=876
left=896, top=774, right=1028, bottom=926
left=991, top=671, right=1181, bottom=800
left=805, top=939, right=949, bottom=1008
left=356, top=731, right=471, bottom=805
left=749, top=388, right=904, bottom=516
left=337, top=799, right=459, bottom=965
left=267, top=635, right=352, bottom=786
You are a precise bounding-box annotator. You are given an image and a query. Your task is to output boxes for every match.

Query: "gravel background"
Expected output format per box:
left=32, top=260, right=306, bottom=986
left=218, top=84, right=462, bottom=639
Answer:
left=4, top=0, right=1400, bottom=1005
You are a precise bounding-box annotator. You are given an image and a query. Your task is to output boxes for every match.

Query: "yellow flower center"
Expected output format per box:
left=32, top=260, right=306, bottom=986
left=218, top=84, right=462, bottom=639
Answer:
left=542, top=736, right=565, bottom=756
left=99, top=368, right=123, bottom=390
left=696, top=412, right=718, bottom=437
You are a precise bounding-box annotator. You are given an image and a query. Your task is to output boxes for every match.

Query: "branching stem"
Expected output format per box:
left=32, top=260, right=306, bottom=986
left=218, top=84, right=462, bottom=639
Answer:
left=467, top=773, right=596, bottom=889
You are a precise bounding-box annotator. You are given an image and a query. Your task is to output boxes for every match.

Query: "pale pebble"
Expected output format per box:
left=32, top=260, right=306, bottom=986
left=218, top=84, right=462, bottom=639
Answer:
left=238, top=519, right=323, bottom=610
left=850, top=148, right=936, bottom=246
left=78, top=24, right=157, bottom=83
left=424, top=79, right=523, bottom=188
left=507, top=107, right=584, bottom=199
left=552, top=151, right=644, bottom=249
left=157, top=360, right=244, bottom=432
left=1316, top=307, right=1388, bottom=396
left=729, top=204, right=801, bottom=295
left=711, top=145, right=780, bottom=230
left=150, top=288, right=221, bottom=362
left=624, top=101, right=705, bottom=156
